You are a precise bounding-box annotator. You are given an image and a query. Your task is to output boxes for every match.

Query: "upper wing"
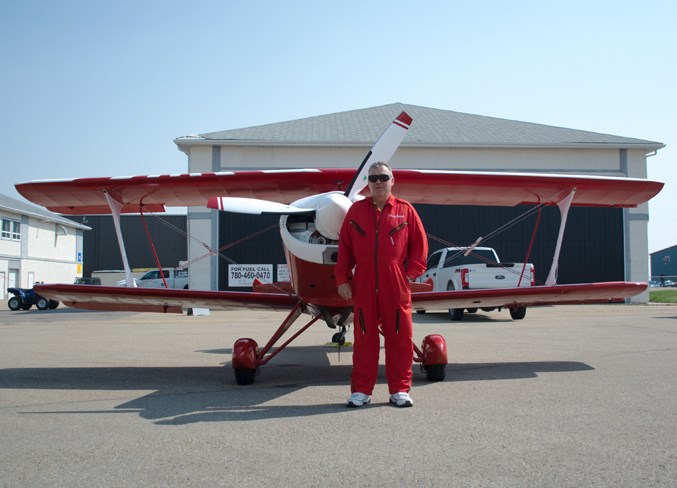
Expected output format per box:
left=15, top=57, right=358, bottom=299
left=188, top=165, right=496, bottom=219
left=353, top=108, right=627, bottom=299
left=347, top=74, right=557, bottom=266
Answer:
left=16, top=169, right=662, bottom=214
left=34, top=284, right=299, bottom=313
left=411, top=281, right=647, bottom=310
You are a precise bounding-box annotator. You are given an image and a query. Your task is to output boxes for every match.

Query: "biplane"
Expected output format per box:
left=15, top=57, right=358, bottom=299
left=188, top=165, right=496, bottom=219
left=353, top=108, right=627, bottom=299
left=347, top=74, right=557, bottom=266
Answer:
left=15, top=112, right=663, bottom=385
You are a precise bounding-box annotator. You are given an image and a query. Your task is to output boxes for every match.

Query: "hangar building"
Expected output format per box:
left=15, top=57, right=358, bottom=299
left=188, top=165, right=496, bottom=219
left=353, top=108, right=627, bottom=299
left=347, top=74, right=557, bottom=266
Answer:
left=173, top=103, right=664, bottom=302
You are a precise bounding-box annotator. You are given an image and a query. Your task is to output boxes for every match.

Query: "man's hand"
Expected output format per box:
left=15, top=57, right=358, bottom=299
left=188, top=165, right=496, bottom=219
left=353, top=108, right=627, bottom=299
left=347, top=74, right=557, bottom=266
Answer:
left=338, top=283, right=352, bottom=300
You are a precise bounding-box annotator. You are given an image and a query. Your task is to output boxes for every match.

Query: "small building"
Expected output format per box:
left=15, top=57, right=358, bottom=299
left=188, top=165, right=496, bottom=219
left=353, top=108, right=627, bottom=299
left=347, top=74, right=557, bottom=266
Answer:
left=650, top=245, right=677, bottom=284
left=0, top=193, right=89, bottom=301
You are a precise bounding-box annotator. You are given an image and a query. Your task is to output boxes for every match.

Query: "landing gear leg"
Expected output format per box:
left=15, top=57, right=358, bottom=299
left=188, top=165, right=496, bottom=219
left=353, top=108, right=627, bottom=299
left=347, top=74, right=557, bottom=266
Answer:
left=231, top=301, right=321, bottom=385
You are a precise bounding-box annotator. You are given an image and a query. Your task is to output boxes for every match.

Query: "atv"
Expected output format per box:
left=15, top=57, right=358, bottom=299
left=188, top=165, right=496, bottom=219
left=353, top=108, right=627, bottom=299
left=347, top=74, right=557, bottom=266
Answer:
left=7, top=287, right=59, bottom=311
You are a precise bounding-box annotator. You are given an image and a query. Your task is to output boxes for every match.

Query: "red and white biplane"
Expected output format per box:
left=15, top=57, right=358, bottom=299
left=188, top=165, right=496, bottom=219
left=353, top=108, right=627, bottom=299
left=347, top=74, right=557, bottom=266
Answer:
left=15, top=112, right=663, bottom=385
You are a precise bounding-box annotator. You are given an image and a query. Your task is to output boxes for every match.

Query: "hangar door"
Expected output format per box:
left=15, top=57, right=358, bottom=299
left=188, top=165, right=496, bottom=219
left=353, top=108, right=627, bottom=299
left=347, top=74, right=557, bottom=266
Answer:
left=216, top=206, right=623, bottom=290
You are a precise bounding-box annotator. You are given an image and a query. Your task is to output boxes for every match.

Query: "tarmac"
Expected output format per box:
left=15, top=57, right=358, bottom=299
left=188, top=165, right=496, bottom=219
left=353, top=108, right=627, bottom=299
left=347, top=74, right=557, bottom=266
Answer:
left=1, top=301, right=676, bottom=487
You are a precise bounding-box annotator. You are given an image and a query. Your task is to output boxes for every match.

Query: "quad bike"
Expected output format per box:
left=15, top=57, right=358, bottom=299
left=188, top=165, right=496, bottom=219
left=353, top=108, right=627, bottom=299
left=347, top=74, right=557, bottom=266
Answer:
left=7, top=287, right=59, bottom=311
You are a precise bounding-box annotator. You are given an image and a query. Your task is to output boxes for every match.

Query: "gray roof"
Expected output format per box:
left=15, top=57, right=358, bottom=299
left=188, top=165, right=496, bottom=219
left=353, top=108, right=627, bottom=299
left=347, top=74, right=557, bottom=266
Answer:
left=0, top=193, right=90, bottom=230
left=175, top=103, right=664, bottom=150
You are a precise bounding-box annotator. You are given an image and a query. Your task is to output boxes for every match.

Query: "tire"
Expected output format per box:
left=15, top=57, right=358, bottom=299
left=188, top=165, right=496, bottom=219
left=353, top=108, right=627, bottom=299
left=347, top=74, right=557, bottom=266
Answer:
left=416, top=310, right=427, bottom=314
left=234, top=368, right=256, bottom=385
left=8, top=296, right=21, bottom=311
left=425, top=364, right=446, bottom=382
left=509, top=306, right=527, bottom=320
left=449, top=308, right=464, bottom=321
left=36, top=297, right=50, bottom=310
left=331, top=332, right=345, bottom=346
left=49, top=301, right=59, bottom=309
left=21, top=304, right=32, bottom=310
left=446, top=281, right=463, bottom=321
left=466, top=308, right=478, bottom=314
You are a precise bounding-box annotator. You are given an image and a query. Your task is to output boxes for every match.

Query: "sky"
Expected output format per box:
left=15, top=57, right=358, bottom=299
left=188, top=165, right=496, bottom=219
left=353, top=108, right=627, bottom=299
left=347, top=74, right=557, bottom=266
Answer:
left=1, top=0, right=675, bottom=253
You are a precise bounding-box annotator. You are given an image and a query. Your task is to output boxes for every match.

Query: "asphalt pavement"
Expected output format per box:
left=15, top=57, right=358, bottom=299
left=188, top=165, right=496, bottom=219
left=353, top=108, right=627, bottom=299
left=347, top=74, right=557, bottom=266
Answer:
left=1, top=303, right=676, bottom=487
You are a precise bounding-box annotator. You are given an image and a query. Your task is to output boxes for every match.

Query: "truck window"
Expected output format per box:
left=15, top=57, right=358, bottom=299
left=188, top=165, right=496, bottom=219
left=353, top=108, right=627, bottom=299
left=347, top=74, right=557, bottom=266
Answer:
left=442, top=249, right=497, bottom=268
left=426, top=251, right=442, bottom=271
left=141, top=271, right=159, bottom=280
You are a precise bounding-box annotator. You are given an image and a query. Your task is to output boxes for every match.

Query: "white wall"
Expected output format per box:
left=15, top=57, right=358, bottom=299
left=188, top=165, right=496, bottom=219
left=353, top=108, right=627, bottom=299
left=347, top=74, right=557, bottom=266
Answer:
left=1, top=210, right=82, bottom=288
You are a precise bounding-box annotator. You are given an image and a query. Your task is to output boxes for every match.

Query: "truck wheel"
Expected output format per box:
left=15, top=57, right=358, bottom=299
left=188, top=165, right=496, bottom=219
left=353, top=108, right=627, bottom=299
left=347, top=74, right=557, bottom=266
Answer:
left=36, top=297, right=50, bottom=310
left=8, top=296, right=21, bottom=311
left=446, top=281, right=463, bottom=321
left=467, top=308, right=478, bottom=314
left=449, top=308, right=464, bottom=321
left=509, top=306, right=527, bottom=320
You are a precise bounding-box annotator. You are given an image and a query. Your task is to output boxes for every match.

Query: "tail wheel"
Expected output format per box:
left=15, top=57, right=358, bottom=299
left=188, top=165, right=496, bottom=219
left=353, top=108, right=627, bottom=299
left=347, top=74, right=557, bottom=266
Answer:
left=331, top=332, right=346, bottom=346
left=509, top=306, right=527, bottom=320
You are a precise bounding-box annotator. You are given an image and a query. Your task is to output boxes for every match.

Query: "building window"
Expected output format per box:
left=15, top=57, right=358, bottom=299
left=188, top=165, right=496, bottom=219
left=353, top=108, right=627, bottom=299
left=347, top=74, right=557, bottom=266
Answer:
left=1, top=218, right=21, bottom=241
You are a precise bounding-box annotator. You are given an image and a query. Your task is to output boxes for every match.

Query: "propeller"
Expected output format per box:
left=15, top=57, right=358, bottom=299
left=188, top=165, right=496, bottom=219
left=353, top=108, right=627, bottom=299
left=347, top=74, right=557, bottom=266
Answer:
left=343, top=111, right=412, bottom=201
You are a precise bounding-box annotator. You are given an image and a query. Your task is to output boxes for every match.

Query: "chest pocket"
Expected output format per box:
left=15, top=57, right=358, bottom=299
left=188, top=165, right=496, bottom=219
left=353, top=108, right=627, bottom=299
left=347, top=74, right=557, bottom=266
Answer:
left=388, top=221, right=408, bottom=236
left=350, top=220, right=366, bottom=236
left=386, top=221, right=409, bottom=250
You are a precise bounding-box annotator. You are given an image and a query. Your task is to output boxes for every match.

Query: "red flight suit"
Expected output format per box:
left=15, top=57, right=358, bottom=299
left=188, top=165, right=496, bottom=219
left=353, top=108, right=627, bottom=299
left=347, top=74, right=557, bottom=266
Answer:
left=335, top=194, right=428, bottom=395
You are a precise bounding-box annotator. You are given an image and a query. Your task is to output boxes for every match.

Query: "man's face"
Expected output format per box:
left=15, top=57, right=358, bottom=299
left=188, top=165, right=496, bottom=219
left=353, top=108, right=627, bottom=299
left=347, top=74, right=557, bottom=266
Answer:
left=367, top=166, right=394, bottom=199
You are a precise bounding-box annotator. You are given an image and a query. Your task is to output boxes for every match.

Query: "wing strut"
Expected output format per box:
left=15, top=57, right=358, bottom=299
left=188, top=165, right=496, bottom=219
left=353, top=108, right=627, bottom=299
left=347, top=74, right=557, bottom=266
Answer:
left=140, top=208, right=169, bottom=288
left=545, top=188, right=576, bottom=286
left=104, top=191, right=136, bottom=288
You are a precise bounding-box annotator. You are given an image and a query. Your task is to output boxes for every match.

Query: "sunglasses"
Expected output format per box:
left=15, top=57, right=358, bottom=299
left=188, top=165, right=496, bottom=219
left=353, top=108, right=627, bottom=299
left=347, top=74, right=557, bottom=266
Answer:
left=368, top=174, right=392, bottom=183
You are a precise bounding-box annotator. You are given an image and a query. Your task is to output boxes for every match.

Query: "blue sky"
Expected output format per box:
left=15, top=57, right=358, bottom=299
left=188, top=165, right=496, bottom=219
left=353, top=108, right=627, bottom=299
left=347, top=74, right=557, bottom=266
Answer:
left=2, top=0, right=675, bottom=252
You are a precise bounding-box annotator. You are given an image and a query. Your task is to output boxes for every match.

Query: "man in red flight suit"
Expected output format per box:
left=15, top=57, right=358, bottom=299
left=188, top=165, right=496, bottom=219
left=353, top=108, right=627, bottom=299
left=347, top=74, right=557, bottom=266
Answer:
left=336, top=162, right=428, bottom=408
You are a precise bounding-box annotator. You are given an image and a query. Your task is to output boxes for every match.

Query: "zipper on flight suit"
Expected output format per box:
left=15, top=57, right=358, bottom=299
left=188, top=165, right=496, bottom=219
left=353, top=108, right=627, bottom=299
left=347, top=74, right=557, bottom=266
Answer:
left=374, top=208, right=382, bottom=293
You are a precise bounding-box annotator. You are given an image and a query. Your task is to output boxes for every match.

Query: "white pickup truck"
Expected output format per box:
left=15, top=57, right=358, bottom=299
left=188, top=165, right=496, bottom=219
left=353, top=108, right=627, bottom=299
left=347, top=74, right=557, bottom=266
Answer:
left=116, top=268, right=189, bottom=289
left=418, top=246, right=534, bottom=321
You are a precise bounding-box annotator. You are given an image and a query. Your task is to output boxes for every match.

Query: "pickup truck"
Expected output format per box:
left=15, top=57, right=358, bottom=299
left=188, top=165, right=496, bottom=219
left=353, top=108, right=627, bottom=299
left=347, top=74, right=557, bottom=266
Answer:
left=418, top=246, right=534, bottom=321
left=117, top=268, right=189, bottom=289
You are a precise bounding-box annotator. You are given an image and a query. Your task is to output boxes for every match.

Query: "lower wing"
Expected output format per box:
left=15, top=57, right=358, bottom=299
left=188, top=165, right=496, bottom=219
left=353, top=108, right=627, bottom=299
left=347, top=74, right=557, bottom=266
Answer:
left=412, top=282, right=647, bottom=310
left=34, top=284, right=299, bottom=313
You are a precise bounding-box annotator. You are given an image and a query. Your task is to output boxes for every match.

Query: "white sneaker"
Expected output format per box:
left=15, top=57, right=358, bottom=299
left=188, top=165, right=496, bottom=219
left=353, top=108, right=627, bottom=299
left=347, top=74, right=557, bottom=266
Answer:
left=347, top=392, right=371, bottom=408
left=389, top=392, right=414, bottom=408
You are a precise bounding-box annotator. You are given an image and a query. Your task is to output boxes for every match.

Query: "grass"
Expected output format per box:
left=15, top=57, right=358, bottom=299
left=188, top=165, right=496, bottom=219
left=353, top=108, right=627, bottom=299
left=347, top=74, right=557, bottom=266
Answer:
left=649, top=288, right=677, bottom=303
